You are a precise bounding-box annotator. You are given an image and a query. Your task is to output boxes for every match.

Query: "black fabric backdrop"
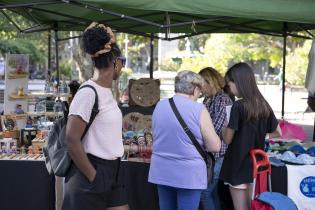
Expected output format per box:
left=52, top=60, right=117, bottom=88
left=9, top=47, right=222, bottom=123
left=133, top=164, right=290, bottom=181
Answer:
left=0, top=160, right=287, bottom=210
left=0, top=160, right=55, bottom=210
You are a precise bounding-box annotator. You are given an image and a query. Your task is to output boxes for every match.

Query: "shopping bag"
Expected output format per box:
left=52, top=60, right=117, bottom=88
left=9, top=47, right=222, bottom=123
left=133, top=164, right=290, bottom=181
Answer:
left=279, top=120, right=306, bottom=141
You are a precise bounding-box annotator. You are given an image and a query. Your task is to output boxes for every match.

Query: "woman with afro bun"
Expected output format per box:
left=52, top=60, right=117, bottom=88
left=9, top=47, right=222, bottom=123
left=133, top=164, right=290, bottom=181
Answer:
left=62, top=22, right=129, bottom=210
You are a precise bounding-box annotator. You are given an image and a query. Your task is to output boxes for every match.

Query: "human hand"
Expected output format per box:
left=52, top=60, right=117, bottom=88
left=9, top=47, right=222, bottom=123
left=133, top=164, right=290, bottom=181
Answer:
left=88, top=169, right=97, bottom=183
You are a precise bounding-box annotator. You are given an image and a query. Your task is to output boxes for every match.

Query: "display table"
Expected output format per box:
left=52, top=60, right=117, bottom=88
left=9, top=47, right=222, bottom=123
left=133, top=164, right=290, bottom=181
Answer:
left=122, top=161, right=159, bottom=210
left=0, top=160, right=290, bottom=210
left=0, top=160, right=55, bottom=210
left=0, top=160, right=158, bottom=210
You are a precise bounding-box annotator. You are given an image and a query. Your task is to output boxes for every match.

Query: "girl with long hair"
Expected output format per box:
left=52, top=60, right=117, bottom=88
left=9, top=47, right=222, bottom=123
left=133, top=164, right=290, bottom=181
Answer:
left=220, top=63, right=282, bottom=210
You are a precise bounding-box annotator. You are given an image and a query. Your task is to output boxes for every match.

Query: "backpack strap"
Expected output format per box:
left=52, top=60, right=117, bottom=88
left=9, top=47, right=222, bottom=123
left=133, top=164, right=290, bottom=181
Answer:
left=78, top=85, right=100, bottom=139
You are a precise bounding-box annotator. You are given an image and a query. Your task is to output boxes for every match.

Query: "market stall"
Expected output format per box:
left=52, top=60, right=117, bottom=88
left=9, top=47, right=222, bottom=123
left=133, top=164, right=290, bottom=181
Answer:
left=1, top=1, right=315, bottom=210
left=0, top=53, right=69, bottom=161
left=2, top=0, right=315, bottom=118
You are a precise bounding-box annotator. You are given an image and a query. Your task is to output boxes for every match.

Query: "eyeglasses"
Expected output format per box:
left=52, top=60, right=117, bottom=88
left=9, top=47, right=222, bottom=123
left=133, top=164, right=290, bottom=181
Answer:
left=117, top=56, right=126, bottom=67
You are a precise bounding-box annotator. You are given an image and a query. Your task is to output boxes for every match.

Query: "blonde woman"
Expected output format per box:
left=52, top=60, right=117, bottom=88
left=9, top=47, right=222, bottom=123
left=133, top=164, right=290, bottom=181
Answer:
left=199, top=67, right=233, bottom=210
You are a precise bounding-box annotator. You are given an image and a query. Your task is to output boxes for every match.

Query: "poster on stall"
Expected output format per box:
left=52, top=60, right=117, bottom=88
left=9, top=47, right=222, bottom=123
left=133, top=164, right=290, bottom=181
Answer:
left=4, top=54, right=29, bottom=129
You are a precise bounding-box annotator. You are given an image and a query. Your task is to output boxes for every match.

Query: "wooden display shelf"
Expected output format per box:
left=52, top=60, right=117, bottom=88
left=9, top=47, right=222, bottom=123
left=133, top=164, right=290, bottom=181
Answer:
left=6, top=112, right=63, bottom=118
left=9, top=93, right=70, bottom=100
left=26, top=112, right=63, bottom=117
left=9, top=94, right=28, bottom=100
left=8, top=73, right=29, bottom=79
left=27, top=92, right=70, bottom=98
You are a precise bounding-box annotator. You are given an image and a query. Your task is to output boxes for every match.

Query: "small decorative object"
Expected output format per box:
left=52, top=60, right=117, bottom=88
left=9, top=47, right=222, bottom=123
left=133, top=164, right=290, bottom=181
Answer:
left=17, top=86, right=25, bottom=96
left=35, top=100, right=46, bottom=112
left=32, top=130, right=46, bottom=151
left=2, top=116, right=16, bottom=131
left=35, top=130, right=43, bottom=139
left=136, top=115, right=152, bottom=132
left=8, top=69, right=28, bottom=79
left=123, top=112, right=144, bottom=132
left=27, top=146, right=33, bottom=155
left=14, top=104, right=25, bottom=114
left=0, top=138, right=17, bottom=153
left=20, top=146, right=26, bottom=154
left=137, top=136, right=146, bottom=145
left=16, top=65, right=25, bottom=74
left=33, top=146, right=40, bottom=155
left=123, top=131, right=137, bottom=140
left=7, top=55, right=28, bottom=79
left=3, top=130, right=12, bottom=138
left=53, top=100, right=64, bottom=112
left=1, top=145, right=6, bottom=153
left=120, top=88, right=129, bottom=104
left=11, top=145, right=17, bottom=154
left=25, top=117, right=33, bottom=129
left=9, top=89, right=28, bottom=100
left=129, top=78, right=160, bottom=107
left=145, top=132, right=153, bottom=145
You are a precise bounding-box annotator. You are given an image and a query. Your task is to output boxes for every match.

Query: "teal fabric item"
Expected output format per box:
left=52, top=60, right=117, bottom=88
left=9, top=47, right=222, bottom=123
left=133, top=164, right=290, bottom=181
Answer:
left=257, top=192, right=297, bottom=210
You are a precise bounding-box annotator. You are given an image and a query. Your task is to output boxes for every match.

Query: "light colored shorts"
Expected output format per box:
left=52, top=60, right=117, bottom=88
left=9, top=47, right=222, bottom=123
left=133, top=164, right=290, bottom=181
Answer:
left=224, top=182, right=253, bottom=190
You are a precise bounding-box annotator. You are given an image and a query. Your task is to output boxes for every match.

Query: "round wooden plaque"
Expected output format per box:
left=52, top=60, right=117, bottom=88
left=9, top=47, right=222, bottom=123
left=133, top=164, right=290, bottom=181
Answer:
left=129, top=78, right=160, bottom=107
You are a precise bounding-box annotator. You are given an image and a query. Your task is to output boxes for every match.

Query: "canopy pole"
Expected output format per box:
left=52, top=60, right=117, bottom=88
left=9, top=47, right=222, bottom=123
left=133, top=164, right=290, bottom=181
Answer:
left=48, top=31, right=51, bottom=71
left=281, top=23, right=287, bottom=119
left=149, top=34, right=154, bottom=79
left=54, top=28, right=60, bottom=88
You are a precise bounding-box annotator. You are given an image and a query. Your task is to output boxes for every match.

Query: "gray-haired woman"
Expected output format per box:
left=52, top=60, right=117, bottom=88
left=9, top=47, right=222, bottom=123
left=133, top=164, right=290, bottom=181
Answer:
left=149, top=70, right=221, bottom=210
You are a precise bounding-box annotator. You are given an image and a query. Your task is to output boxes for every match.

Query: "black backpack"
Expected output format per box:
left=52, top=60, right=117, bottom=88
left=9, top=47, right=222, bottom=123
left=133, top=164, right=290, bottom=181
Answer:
left=43, top=85, right=99, bottom=177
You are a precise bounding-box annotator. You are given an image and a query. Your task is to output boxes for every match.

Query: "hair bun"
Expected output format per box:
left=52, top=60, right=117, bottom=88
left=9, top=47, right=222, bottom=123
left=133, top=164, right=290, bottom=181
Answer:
left=82, top=26, right=111, bottom=55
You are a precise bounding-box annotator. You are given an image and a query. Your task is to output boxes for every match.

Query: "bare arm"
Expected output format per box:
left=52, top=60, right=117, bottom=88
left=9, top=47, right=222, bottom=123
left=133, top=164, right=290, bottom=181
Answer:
left=222, top=126, right=235, bottom=145
left=65, top=115, right=96, bottom=182
left=200, top=108, right=221, bottom=152
left=268, top=124, right=282, bottom=139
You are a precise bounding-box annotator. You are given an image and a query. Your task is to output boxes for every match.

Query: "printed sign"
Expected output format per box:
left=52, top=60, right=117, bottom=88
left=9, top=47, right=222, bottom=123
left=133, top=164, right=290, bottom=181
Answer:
left=300, top=176, right=315, bottom=198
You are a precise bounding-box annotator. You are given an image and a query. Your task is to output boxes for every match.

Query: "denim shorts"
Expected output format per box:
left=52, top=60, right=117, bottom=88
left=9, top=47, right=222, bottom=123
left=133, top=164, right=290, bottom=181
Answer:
left=62, top=154, right=128, bottom=210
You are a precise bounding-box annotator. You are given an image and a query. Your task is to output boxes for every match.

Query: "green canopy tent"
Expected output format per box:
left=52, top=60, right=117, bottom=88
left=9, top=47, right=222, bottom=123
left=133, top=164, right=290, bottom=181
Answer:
left=1, top=0, right=315, bottom=119
left=1, top=0, right=315, bottom=38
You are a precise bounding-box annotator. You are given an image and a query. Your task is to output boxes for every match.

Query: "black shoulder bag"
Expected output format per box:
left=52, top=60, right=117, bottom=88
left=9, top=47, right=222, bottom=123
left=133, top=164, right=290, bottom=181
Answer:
left=169, top=97, right=215, bottom=184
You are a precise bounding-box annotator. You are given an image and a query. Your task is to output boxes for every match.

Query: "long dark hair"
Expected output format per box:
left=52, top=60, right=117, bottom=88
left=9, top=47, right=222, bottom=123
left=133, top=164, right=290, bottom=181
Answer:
left=225, top=63, right=272, bottom=121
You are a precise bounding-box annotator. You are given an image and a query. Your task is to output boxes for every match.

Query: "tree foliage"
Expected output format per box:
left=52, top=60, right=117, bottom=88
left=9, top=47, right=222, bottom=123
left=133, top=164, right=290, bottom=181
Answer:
left=0, top=39, right=44, bottom=63
left=176, top=33, right=312, bottom=85
left=286, top=40, right=312, bottom=85
left=0, top=11, right=48, bottom=67
left=178, top=34, right=209, bottom=53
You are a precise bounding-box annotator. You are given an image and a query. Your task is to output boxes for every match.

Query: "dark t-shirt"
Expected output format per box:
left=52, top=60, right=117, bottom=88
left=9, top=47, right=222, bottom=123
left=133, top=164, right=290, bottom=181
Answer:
left=220, top=99, right=278, bottom=185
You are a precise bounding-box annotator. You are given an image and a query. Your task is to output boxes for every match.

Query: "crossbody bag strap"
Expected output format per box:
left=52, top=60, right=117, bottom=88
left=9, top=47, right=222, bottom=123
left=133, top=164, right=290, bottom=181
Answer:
left=78, top=85, right=100, bottom=139
left=169, top=97, right=208, bottom=164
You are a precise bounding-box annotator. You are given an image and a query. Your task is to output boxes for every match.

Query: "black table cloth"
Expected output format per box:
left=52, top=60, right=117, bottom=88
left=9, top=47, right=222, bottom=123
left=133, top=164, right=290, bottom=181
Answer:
left=0, top=160, right=55, bottom=210
left=122, top=161, right=159, bottom=210
left=0, top=160, right=287, bottom=210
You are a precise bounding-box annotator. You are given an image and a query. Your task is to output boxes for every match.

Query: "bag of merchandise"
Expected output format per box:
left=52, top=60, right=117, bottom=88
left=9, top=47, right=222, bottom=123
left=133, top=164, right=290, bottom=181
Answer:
left=279, top=120, right=306, bottom=142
